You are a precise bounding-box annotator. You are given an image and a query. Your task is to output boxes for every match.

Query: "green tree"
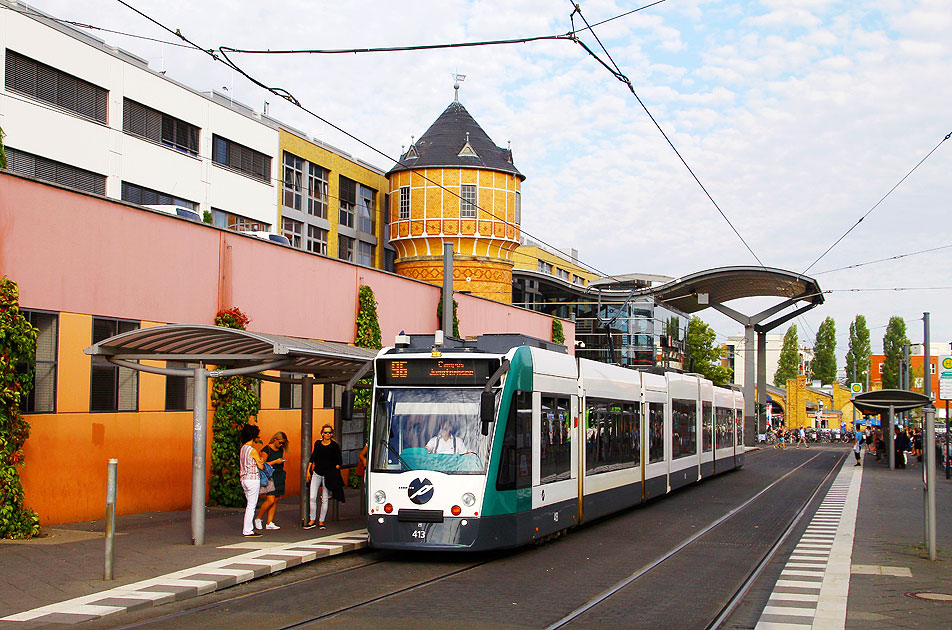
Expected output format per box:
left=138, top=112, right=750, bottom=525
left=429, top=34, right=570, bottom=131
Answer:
left=882, top=316, right=909, bottom=389
left=774, top=325, right=799, bottom=387
left=208, top=307, right=261, bottom=507
left=436, top=289, right=460, bottom=338
left=844, top=315, right=871, bottom=387
left=812, top=317, right=837, bottom=385
left=0, top=127, right=7, bottom=169
left=551, top=319, right=565, bottom=345
left=0, top=277, right=41, bottom=538
left=354, top=285, right=382, bottom=409
left=686, top=316, right=731, bottom=386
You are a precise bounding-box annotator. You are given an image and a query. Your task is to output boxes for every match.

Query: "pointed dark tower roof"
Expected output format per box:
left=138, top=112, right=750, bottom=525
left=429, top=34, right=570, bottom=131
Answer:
left=387, top=101, right=525, bottom=180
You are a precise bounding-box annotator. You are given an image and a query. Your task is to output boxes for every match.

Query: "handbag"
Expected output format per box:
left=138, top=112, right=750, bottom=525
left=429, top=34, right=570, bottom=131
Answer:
left=259, top=462, right=274, bottom=487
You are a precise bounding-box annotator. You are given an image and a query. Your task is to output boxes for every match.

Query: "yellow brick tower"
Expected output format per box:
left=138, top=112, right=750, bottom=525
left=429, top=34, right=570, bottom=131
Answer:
left=387, top=95, right=524, bottom=303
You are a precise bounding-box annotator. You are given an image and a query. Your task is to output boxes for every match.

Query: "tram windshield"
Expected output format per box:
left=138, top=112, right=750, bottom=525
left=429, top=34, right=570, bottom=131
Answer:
left=371, top=388, right=494, bottom=474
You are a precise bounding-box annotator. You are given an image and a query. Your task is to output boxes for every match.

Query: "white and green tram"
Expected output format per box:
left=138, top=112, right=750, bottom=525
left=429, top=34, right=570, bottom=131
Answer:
left=365, top=333, right=744, bottom=551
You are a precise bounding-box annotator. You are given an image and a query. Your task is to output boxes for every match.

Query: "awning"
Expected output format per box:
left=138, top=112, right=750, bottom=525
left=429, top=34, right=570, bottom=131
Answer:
left=85, top=324, right=377, bottom=382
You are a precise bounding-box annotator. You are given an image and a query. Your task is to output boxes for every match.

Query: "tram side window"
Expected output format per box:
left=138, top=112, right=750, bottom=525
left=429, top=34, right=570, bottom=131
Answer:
left=540, top=394, right=572, bottom=484
left=648, top=402, right=665, bottom=463
left=497, top=391, right=533, bottom=491
left=671, top=398, right=697, bottom=459
left=715, top=407, right=732, bottom=449
left=702, top=401, right=713, bottom=453
left=585, top=398, right=638, bottom=474
left=736, top=410, right=744, bottom=446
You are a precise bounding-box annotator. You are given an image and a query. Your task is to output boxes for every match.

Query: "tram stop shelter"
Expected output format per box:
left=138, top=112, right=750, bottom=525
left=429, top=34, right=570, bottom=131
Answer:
left=636, top=266, right=824, bottom=444
left=852, top=389, right=931, bottom=471
left=85, top=324, right=376, bottom=545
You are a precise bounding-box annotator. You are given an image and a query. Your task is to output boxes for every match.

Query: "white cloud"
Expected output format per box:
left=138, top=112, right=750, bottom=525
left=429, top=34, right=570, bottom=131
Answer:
left=23, top=0, right=952, bottom=363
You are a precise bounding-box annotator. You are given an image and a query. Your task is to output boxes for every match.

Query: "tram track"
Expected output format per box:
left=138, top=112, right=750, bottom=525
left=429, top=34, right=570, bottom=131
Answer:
left=545, top=450, right=848, bottom=630
left=102, top=449, right=845, bottom=630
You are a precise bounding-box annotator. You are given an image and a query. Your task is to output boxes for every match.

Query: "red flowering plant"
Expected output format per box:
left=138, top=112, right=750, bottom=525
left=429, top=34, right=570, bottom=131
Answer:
left=209, top=307, right=260, bottom=507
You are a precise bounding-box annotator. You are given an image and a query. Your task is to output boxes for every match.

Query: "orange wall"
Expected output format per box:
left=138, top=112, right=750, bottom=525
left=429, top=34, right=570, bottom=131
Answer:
left=2, top=173, right=572, bottom=524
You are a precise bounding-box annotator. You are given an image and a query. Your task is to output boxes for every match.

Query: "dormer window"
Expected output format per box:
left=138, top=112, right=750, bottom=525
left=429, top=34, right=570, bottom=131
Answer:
left=405, top=144, right=419, bottom=159
left=458, top=132, right=479, bottom=157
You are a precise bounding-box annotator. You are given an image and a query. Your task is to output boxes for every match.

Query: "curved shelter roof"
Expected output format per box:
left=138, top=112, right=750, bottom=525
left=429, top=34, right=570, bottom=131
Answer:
left=386, top=101, right=524, bottom=180
left=85, top=324, right=376, bottom=382
left=637, top=266, right=824, bottom=314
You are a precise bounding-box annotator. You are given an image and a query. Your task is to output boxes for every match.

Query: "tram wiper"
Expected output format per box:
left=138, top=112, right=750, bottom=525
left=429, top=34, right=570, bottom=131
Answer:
left=378, top=439, right=414, bottom=471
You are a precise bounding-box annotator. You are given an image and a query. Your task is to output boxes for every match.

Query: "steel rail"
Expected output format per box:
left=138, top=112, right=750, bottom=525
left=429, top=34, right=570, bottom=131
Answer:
left=545, top=450, right=835, bottom=630
left=707, top=450, right=848, bottom=629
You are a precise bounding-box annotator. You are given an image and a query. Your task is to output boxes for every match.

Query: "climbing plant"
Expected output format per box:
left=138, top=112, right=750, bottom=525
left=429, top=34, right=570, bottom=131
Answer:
left=0, top=277, right=41, bottom=539
left=552, top=319, right=565, bottom=345
left=208, top=307, right=260, bottom=507
left=0, top=127, right=7, bottom=169
left=436, top=289, right=460, bottom=338
left=354, top=285, right=382, bottom=409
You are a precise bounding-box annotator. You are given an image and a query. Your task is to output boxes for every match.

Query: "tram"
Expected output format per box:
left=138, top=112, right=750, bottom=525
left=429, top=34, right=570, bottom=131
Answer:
left=362, top=333, right=744, bottom=551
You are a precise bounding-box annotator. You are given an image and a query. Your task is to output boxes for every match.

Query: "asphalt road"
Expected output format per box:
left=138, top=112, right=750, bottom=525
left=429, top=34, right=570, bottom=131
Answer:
left=79, top=447, right=847, bottom=630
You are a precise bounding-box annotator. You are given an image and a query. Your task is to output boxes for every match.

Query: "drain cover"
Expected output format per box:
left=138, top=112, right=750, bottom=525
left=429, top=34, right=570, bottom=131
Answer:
left=906, top=592, right=952, bottom=602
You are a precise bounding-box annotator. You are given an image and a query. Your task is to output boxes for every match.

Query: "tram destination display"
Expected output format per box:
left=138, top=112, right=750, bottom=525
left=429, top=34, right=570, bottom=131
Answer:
left=376, top=357, right=498, bottom=386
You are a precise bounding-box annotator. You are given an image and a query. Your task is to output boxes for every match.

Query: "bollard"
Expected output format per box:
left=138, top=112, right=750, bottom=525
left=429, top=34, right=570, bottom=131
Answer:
left=104, top=458, right=118, bottom=580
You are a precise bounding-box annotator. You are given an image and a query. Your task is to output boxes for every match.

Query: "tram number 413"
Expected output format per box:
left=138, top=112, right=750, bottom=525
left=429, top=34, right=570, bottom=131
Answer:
left=412, top=527, right=426, bottom=539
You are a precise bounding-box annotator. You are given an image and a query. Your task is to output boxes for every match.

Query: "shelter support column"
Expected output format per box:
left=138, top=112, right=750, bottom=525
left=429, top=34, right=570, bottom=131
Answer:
left=744, top=325, right=756, bottom=443
left=757, top=331, right=767, bottom=434
left=301, top=375, right=314, bottom=526
left=191, top=366, right=208, bottom=546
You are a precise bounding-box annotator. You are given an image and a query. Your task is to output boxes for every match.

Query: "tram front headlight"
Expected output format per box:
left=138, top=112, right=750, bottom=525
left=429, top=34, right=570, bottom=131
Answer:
left=374, top=490, right=387, bottom=505
left=461, top=492, right=476, bottom=507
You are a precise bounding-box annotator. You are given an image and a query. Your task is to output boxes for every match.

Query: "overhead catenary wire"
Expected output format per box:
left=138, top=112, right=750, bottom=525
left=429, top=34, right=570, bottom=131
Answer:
left=566, top=1, right=766, bottom=269
left=801, top=129, right=952, bottom=275
left=110, top=0, right=661, bottom=286
left=813, top=243, right=952, bottom=276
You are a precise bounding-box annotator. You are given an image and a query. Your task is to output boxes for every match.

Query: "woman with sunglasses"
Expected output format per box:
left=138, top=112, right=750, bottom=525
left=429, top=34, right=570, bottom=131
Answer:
left=305, top=424, right=343, bottom=529
left=254, top=431, right=288, bottom=530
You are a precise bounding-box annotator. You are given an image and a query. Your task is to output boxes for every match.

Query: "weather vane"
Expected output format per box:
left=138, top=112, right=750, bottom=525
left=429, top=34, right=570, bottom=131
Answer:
left=452, top=72, right=466, bottom=102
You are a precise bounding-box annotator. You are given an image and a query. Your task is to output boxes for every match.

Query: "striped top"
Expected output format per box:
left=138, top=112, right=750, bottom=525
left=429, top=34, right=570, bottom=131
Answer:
left=239, top=444, right=259, bottom=480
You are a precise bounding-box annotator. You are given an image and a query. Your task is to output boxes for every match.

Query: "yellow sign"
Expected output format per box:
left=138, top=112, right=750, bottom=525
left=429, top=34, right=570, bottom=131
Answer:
left=943, top=357, right=952, bottom=370
left=850, top=382, right=862, bottom=394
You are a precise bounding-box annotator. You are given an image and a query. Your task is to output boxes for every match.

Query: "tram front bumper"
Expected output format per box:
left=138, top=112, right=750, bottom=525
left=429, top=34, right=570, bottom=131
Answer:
left=368, top=514, right=514, bottom=551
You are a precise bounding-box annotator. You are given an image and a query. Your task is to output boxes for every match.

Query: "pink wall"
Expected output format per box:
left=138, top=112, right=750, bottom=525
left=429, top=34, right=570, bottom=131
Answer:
left=1, top=172, right=573, bottom=345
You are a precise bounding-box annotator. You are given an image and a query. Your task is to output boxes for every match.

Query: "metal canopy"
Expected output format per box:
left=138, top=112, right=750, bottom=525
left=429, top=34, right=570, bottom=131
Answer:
left=638, top=266, right=824, bottom=314
left=84, top=324, right=376, bottom=546
left=852, top=389, right=932, bottom=415
left=85, top=324, right=377, bottom=382
left=635, top=266, right=824, bottom=445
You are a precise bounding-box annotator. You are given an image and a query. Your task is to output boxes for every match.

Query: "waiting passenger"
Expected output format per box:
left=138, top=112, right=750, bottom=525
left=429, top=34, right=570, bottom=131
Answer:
left=426, top=419, right=473, bottom=454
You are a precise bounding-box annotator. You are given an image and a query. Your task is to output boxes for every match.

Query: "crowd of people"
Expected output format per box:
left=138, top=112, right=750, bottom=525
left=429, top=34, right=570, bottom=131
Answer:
left=763, top=423, right=949, bottom=471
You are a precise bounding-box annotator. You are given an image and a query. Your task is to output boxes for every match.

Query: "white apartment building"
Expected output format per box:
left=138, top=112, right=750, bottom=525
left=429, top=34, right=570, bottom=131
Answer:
left=1, top=0, right=279, bottom=231
left=724, top=334, right=814, bottom=388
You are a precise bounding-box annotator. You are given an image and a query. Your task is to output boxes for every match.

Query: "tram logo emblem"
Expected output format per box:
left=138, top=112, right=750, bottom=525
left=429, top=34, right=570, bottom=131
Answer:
left=408, top=477, right=434, bottom=504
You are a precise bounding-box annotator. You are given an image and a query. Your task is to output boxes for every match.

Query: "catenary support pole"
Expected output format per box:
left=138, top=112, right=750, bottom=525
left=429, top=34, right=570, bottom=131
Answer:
left=442, top=243, right=454, bottom=336
left=301, top=375, right=313, bottom=526
left=923, top=313, right=931, bottom=547
left=191, top=366, right=208, bottom=545
left=104, top=458, right=117, bottom=580
left=924, top=404, right=937, bottom=560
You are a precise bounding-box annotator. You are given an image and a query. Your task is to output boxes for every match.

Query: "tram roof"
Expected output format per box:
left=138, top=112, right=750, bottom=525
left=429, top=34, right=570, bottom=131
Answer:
left=634, top=266, right=824, bottom=314
left=85, top=324, right=376, bottom=382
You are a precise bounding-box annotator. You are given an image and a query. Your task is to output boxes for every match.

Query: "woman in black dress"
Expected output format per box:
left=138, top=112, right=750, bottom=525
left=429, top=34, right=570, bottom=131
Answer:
left=255, top=431, right=288, bottom=530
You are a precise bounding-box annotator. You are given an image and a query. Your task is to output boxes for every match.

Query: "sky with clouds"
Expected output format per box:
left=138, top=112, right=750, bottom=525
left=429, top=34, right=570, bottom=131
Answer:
left=21, top=0, right=952, bottom=370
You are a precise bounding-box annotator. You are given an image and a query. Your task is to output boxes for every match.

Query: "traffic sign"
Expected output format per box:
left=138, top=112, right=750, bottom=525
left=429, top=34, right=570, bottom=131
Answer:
left=939, top=355, right=952, bottom=401
left=850, top=382, right=863, bottom=394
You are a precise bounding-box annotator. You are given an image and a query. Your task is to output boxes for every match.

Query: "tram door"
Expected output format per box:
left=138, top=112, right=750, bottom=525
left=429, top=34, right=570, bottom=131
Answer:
left=642, top=373, right=668, bottom=499
left=531, top=390, right=579, bottom=531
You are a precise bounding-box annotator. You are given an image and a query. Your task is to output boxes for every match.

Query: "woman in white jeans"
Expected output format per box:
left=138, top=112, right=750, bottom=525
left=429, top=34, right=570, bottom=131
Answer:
left=239, top=424, right=265, bottom=537
left=305, top=424, right=342, bottom=530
